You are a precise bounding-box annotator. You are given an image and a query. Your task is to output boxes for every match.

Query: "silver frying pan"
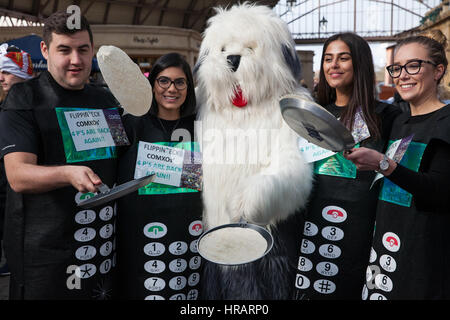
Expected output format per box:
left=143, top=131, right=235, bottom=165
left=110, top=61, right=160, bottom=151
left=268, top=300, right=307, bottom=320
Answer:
left=280, top=94, right=355, bottom=152
left=77, top=174, right=155, bottom=209
left=197, top=221, right=274, bottom=266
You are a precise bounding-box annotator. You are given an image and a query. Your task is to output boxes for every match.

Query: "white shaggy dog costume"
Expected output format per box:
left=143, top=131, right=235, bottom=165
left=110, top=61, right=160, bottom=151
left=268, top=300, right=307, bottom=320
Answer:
left=195, top=3, right=313, bottom=299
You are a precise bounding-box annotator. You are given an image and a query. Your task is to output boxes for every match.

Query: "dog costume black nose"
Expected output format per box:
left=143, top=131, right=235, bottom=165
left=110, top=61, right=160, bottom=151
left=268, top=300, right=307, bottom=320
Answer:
left=227, top=55, right=241, bottom=72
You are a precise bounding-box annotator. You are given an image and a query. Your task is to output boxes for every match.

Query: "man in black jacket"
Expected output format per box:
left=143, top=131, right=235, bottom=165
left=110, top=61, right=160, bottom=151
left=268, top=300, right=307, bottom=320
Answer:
left=0, top=12, right=124, bottom=299
left=0, top=43, right=34, bottom=277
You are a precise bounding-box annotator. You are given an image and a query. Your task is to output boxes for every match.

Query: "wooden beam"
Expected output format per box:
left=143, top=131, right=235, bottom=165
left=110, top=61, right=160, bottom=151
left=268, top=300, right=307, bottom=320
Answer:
left=139, top=0, right=164, bottom=25
left=158, top=0, right=170, bottom=26
left=82, top=0, right=96, bottom=15
left=32, top=0, right=41, bottom=16
left=102, top=2, right=111, bottom=24
left=182, top=0, right=197, bottom=28
left=52, top=0, right=59, bottom=12
left=91, top=0, right=199, bottom=15
left=0, top=8, right=41, bottom=22
left=132, top=0, right=145, bottom=24
left=189, top=0, right=219, bottom=29
left=40, top=0, right=52, bottom=11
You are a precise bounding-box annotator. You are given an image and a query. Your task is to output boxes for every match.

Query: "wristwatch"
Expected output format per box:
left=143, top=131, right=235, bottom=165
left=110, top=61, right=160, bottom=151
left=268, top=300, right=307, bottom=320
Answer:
left=379, top=154, right=390, bottom=172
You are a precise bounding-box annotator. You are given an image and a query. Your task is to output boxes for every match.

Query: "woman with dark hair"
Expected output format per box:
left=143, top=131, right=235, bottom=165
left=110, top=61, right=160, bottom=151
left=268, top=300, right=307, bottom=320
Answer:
left=293, top=32, right=399, bottom=300
left=116, top=53, right=203, bottom=300
left=345, top=31, right=450, bottom=299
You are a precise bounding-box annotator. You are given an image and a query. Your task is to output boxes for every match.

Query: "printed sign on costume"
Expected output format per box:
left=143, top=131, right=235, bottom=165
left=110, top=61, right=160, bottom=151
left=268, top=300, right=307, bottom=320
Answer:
left=56, top=107, right=129, bottom=163
left=134, top=141, right=202, bottom=194
left=64, top=109, right=116, bottom=151
left=298, top=137, right=336, bottom=163
left=135, top=142, right=185, bottom=187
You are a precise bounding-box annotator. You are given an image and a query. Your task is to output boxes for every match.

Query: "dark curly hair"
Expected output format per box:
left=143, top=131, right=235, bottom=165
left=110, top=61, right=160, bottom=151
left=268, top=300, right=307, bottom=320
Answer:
left=43, top=11, right=93, bottom=47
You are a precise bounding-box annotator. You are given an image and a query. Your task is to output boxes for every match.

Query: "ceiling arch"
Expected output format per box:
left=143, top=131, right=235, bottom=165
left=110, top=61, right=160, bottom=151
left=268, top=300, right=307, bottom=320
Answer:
left=0, top=0, right=279, bottom=32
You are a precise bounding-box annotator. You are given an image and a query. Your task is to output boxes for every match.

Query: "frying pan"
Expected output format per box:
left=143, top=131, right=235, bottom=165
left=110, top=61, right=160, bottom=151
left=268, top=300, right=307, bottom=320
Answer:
left=280, top=94, right=355, bottom=152
left=197, top=221, right=274, bottom=266
left=77, top=174, right=155, bottom=209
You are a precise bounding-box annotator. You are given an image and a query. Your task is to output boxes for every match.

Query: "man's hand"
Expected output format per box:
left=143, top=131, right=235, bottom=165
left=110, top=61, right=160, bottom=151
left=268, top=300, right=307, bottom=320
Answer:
left=4, top=152, right=102, bottom=193
left=63, top=165, right=102, bottom=193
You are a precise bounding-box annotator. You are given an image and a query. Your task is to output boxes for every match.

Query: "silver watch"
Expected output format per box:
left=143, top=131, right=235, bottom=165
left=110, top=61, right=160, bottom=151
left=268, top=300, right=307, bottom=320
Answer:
left=379, top=154, right=390, bottom=171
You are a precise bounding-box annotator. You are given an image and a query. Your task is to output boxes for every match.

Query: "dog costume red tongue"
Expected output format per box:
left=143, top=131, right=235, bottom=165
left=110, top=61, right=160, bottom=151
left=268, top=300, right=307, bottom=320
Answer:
left=232, top=86, right=247, bottom=108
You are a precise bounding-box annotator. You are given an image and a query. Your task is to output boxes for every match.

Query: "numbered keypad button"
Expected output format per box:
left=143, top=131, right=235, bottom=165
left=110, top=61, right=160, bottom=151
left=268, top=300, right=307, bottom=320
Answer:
left=75, top=245, right=96, bottom=261
left=300, top=239, right=315, bottom=254
left=144, top=242, right=165, bottom=257
left=169, top=241, right=188, bottom=255
left=99, top=206, right=114, bottom=221
left=144, top=260, right=166, bottom=274
left=74, top=227, right=96, bottom=242
left=144, top=277, right=166, bottom=292
left=75, top=210, right=96, bottom=225
left=168, top=259, right=187, bottom=273
left=295, top=274, right=310, bottom=290
left=321, top=226, right=344, bottom=241
left=319, top=244, right=341, bottom=259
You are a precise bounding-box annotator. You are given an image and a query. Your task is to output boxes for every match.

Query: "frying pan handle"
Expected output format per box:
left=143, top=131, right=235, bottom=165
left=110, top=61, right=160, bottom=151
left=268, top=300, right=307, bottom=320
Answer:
left=237, top=217, right=248, bottom=228
left=96, top=183, right=111, bottom=194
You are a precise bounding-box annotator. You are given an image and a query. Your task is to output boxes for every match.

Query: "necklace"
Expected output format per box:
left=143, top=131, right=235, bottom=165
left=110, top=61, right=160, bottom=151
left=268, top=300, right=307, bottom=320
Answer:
left=157, top=117, right=181, bottom=139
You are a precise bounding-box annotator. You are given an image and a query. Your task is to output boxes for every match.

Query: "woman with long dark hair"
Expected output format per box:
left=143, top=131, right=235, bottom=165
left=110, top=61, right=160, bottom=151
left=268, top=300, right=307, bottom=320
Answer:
left=316, top=33, right=381, bottom=140
left=293, top=32, right=399, bottom=300
left=116, top=53, right=203, bottom=300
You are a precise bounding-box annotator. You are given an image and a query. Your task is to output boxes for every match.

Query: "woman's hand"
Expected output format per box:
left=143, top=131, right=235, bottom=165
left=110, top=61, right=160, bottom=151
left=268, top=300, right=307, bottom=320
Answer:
left=343, top=147, right=397, bottom=175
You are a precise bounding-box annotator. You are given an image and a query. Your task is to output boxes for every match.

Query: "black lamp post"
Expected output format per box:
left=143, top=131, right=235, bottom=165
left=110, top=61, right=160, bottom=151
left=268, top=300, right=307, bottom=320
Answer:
left=319, top=16, right=328, bottom=31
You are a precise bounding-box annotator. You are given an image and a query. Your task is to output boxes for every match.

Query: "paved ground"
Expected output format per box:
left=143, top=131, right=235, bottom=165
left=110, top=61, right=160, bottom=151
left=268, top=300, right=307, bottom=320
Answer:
left=0, top=249, right=9, bottom=300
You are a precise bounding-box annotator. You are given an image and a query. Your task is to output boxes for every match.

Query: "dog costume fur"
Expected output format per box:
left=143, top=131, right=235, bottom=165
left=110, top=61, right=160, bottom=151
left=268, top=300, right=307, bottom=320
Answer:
left=195, top=3, right=313, bottom=300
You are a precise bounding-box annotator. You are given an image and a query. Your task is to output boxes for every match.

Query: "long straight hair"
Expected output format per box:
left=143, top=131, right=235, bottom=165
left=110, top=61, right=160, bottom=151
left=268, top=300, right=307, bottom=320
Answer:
left=317, top=32, right=380, bottom=140
left=148, top=52, right=196, bottom=118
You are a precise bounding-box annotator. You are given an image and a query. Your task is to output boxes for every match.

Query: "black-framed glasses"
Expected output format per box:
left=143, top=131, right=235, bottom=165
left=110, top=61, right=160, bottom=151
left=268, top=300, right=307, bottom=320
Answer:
left=155, top=76, right=187, bottom=90
left=386, top=59, right=437, bottom=78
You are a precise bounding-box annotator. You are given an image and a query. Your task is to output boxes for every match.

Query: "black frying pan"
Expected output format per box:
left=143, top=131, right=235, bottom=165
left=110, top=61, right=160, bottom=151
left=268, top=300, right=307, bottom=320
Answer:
left=77, top=174, right=155, bottom=209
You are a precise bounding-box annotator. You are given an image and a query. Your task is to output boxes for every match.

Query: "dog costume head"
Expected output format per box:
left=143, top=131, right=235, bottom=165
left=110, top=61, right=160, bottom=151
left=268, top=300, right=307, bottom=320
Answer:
left=195, top=3, right=303, bottom=115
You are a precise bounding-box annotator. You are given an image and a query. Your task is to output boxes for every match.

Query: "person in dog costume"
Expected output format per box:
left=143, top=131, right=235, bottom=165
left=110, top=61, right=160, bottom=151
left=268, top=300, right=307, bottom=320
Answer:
left=195, top=3, right=313, bottom=300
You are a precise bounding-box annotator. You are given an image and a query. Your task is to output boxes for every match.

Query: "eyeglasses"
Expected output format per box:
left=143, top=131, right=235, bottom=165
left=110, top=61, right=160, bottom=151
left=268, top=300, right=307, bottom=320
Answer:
left=386, top=59, right=437, bottom=78
left=155, top=76, right=187, bottom=90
